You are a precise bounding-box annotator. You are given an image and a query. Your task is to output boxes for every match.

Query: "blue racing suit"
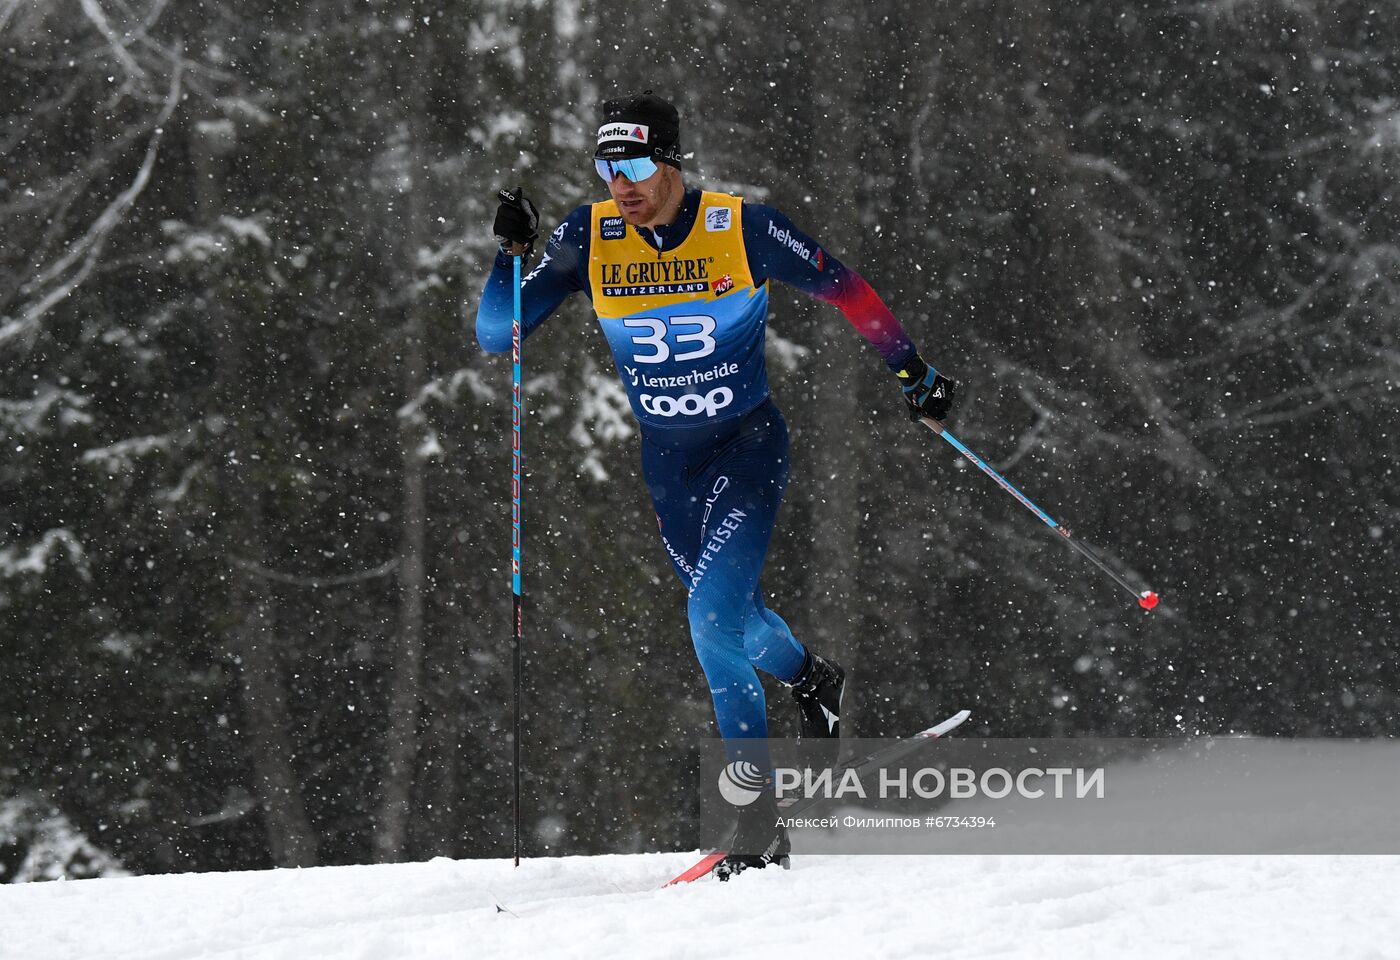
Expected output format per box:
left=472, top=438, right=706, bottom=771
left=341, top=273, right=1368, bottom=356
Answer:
left=477, top=187, right=920, bottom=748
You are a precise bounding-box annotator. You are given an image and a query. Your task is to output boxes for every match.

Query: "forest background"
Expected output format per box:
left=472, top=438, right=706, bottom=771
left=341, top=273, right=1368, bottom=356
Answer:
left=2, top=0, right=1396, bottom=878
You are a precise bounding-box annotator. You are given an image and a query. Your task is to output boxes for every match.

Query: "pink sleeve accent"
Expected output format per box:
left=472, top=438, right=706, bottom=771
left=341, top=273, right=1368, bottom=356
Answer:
left=813, top=267, right=916, bottom=370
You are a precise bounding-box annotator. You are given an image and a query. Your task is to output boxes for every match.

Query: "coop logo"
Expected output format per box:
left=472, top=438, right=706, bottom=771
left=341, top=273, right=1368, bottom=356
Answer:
left=597, top=122, right=649, bottom=145
left=600, top=216, right=626, bottom=240
left=639, top=386, right=734, bottom=419
left=705, top=207, right=732, bottom=231
left=717, top=760, right=766, bottom=806
left=767, top=219, right=824, bottom=269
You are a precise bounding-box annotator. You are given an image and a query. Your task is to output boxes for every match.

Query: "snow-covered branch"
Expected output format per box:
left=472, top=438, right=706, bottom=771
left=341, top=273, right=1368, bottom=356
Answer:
left=78, top=0, right=148, bottom=85
left=1, top=62, right=182, bottom=351
left=229, top=555, right=401, bottom=589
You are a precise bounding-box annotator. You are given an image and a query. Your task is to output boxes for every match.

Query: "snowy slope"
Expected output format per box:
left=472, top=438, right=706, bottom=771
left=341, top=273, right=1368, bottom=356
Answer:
left=7, top=739, right=1400, bottom=959
left=4, top=851, right=1400, bottom=960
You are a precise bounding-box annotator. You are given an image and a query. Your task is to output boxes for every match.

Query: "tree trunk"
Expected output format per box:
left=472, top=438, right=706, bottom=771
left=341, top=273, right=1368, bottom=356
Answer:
left=794, top=11, right=869, bottom=722
left=195, top=119, right=318, bottom=868
left=372, top=18, right=433, bottom=859
left=233, top=573, right=319, bottom=867
left=373, top=348, right=427, bottom=860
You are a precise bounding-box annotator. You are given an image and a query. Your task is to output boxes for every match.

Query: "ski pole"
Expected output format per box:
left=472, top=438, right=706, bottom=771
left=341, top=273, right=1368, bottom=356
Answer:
left=919, top=417, right=1159, bottom=611
left=511, top=253, right=524, bottom=865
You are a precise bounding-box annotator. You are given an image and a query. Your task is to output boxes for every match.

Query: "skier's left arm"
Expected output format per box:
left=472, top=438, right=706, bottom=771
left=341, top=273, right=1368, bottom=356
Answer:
left=742, top=203, right=956, bottom=422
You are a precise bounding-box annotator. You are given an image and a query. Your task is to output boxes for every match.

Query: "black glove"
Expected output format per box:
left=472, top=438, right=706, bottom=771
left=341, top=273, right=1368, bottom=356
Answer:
left=896, top=354, right=957, bottom=422
left=493, top=186, right=540, bottom=258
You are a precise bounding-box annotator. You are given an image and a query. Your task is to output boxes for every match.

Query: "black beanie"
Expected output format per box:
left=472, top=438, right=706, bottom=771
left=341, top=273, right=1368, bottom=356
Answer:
left=594, top=91, right=682, bottom=167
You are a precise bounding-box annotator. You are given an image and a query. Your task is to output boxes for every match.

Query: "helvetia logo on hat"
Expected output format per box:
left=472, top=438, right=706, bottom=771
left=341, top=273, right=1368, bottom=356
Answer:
left=597, top=122, right=649, bottom=145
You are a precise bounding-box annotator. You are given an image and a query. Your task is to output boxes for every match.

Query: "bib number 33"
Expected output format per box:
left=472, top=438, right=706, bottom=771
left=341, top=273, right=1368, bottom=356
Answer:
left=624, top=315, right=716, bottom=364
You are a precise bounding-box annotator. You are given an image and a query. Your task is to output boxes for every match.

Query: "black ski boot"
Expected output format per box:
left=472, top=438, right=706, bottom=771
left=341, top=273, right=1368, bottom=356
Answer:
left=788, top=650, right=846, bottom=749
left=715, top=792, right=791, bottom=881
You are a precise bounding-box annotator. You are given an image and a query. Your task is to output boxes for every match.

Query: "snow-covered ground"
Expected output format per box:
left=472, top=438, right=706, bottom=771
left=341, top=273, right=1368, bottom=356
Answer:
left=7, top=739, right=1400, bottom=959
left=4, top=851, right=1399, bottom=959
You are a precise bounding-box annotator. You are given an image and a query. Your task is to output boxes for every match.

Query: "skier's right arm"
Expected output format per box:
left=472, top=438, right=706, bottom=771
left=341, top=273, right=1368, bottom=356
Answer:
left=475, top=195, right=590, bottom=353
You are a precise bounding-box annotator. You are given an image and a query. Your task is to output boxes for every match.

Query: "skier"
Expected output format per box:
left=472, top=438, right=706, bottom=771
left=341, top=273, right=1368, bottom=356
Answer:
left=476, top=92, right=956, bottom=876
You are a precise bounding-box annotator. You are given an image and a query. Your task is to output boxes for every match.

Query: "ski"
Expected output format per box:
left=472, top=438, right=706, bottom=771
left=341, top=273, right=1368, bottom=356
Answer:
left=663, top=850, right=728, bottom=886
left=662, top=708, right=972, bottom=886
left=778, top=708, right=971, bottom=818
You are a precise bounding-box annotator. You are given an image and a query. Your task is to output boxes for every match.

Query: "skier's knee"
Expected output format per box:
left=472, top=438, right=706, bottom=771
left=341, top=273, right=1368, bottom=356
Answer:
left=687, top=591, right=738, bottom=637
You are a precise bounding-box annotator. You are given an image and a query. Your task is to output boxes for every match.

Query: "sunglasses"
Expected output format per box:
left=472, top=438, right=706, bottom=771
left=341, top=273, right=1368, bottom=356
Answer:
left=594, top=156, right=659, bottom=184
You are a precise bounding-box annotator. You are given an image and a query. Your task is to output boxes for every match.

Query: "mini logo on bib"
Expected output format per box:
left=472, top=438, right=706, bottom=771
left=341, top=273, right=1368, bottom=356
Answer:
left=600, top=216, right=626, bottom=240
